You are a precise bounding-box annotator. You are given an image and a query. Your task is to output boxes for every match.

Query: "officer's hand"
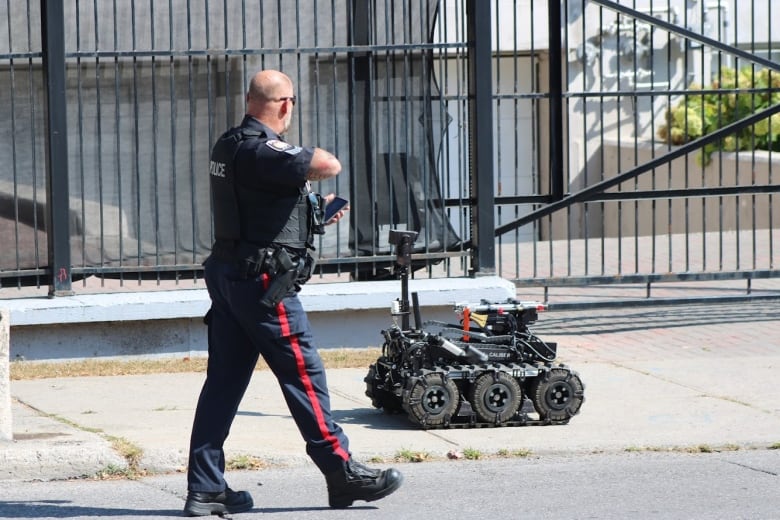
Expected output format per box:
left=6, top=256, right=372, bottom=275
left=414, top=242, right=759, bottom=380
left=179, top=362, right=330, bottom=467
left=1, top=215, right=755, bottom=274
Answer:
left=323, top=193, right=349, bottom=225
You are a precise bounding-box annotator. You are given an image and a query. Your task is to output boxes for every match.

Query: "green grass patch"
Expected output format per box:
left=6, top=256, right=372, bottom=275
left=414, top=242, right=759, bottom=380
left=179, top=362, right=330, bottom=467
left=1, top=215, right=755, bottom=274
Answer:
left=226, top=454, right=268, bottom=471
left=90, top=464, right=136, bottom=480
left=394, top=448, right=432, bottom=463
left=105, top=435, right=144, bottom=474
left=506, top=448, right=532, bottom=458
left=462, top=447, right=482, bottom=460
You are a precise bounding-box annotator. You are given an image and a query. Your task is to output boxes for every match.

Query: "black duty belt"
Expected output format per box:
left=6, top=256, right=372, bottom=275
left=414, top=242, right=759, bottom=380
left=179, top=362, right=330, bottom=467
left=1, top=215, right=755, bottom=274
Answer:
left=210, top=240, right=311, bottom=283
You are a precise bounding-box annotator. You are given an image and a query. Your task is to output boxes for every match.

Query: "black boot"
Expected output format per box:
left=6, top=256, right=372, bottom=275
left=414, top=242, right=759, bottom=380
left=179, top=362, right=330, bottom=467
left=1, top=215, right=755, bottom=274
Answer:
left=183, top=487, right=253, bottom=516
left=325, top=459, right=403, bottom=508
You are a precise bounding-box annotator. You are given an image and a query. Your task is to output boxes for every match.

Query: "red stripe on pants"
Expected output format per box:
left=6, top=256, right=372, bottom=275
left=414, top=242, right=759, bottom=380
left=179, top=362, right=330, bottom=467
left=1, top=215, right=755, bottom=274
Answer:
left=273, top=293, right=349, bottom=462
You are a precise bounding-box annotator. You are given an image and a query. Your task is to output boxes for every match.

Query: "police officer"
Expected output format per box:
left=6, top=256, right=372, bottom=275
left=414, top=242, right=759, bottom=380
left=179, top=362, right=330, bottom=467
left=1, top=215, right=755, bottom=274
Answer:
left=184, top=70, right=403, bottom=516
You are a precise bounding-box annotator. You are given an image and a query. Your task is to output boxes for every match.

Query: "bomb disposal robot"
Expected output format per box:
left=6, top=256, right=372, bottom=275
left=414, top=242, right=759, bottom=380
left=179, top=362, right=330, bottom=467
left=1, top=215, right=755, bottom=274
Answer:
left=364, top=230, right=585, bottom=429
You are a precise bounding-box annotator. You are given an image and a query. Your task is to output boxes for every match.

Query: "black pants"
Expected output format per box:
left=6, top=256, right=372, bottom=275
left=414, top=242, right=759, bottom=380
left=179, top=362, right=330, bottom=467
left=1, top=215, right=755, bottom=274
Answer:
left=187, top=255, right=351, bottom=493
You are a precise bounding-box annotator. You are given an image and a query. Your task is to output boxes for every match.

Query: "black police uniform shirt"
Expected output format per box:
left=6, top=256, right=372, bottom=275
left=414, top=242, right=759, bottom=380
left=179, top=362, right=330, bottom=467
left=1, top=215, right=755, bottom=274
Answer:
left=231, top=115, right=316, bottom=338
left=233, top=115, right=316, bottom=252
left=234, top=115, right=314, bottom=192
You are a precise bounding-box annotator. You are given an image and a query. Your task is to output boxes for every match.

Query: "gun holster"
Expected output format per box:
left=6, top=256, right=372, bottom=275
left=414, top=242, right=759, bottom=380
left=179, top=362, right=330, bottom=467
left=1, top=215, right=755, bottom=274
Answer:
left=259, top=248, right=301, bottom=308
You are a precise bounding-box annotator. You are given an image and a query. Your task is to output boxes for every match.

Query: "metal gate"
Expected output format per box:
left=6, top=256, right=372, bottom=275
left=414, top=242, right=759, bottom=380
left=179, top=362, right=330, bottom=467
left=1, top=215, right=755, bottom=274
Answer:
left=1, top=1, right=779, bottom=306
left=487, top=0, right=780, bottom=306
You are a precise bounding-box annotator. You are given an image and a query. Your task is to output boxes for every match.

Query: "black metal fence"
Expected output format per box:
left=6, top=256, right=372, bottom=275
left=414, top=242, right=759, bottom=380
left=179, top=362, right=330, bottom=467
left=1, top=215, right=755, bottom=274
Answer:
left=1, top=0, right=480, bottom=293
left=2, top=0, right=779, bottom=303
left=489, top=0, right=780, bottom=302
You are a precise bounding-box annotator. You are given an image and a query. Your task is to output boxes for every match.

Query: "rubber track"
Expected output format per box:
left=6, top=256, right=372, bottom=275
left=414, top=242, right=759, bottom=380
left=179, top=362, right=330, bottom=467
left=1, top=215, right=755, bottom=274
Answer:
left=423, top=417, right=570, bottom=430
left=404, top=365, right=579, bottom=430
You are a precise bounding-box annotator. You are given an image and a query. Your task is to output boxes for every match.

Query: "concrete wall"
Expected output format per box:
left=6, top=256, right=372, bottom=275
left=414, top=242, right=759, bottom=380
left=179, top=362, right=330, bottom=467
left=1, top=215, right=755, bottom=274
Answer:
left=8, top=306, right=467, bottom=362
left=0, top=309, right=10, bottom=441
left=4, top=276, right=516, bottom=362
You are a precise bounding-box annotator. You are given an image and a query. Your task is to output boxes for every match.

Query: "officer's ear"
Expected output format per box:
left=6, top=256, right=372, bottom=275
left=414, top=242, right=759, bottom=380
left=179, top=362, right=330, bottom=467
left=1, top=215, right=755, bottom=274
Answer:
left=280, top=99, right=292, bottom=117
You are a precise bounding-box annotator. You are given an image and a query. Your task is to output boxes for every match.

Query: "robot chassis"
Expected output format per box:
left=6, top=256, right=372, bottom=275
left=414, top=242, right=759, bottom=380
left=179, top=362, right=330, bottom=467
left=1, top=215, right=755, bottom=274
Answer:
left=364, top=230, right=585, bottom=429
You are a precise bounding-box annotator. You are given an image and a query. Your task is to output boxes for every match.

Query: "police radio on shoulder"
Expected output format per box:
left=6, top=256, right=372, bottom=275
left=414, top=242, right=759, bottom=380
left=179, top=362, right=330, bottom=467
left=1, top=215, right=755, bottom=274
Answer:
left=324, top=197, right=348, bottom=221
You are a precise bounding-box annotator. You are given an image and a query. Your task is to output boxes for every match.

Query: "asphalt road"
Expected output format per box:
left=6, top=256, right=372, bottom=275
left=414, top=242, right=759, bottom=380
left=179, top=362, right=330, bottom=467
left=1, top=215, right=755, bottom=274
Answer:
left=1, top=449, right=778, bottom=519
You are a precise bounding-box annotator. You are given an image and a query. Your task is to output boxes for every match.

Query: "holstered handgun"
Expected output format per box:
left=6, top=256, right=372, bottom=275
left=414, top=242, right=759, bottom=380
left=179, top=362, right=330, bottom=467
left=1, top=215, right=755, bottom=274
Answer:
left=259, top=248, right=301, bottom=308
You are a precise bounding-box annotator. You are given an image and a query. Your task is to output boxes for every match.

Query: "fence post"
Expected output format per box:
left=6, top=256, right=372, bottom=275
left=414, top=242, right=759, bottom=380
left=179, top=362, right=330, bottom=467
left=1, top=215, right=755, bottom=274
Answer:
left=466, top=0, right=496, bottom=275
left=0, top=309, right=11, bottom=441
left=40, top=0, right=73, bottom=296
left=548, top=0, right=564, bottom=200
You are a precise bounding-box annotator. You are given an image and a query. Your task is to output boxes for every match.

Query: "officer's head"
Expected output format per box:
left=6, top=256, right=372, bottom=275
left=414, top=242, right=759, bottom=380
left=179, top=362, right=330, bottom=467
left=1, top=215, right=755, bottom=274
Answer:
left=246, top=70, right=296, bottom=135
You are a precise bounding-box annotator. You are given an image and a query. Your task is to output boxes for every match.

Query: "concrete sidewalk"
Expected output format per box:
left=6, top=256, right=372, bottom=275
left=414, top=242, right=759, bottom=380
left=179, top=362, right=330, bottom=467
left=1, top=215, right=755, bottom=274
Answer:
left=3, top=299, right=780, bottom=482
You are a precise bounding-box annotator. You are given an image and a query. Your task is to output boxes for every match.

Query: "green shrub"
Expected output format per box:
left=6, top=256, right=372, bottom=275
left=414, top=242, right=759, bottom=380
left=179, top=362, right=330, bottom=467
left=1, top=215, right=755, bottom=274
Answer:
left=657, top=67, right=780, bottom=166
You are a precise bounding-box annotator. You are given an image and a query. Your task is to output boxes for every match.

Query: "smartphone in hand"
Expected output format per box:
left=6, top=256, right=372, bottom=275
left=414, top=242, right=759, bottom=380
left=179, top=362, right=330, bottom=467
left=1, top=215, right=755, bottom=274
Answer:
left=324, top=196, right=349, bottom=221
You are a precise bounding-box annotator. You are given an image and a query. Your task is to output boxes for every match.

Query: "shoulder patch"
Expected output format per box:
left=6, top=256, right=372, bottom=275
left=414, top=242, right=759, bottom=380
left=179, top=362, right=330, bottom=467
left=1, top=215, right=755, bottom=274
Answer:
left=266, top=139, right=292, bottom=151
left=266, top=139, right=303, bottom=155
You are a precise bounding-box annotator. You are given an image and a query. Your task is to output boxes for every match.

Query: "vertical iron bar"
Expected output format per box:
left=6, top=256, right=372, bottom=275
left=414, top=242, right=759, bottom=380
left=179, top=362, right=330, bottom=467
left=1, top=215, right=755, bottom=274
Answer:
left=580, top=3, right=591, bottom=278
left=699, top=0, right=707, bottom=272
left=168, top=0, right=181, bottom=271
left=7, top=0, right=20, bottom=286
left=40, top=0, right=73, bottom=296
left=548, top=0, right=564, bottom=201
left=597, top=5, right=605, bottom=277
left=734, top=2, right=741, bottom=272
left=466, top=0, right=495, bottom=274
left=131, top=0, right=142, bottom=281
left=222, top=0, right=230, bottom=125
left=635, top=2, right=647, bottom=276
left=330, top=0, right=345, bottom=276
left=494, top=0, right=503, bottom=277
left=672, top=1, right=676, bottom=272
left=750, top=0, right=757, bottom=272
left=509, top=0, right=518, bottom=280
left=75, top=0, right=86, bottom=283
left=682, top=1, right=690, bottom=272
left=26, top=1, right=42, bottom=285
left=717, top=3, right=724, bottom=272
left=151, top=0, right=161, bottom=281
left=187, top=0, right=199, bottom=254
left=531, top=0, right=539, bottom=280
left=770, top=0, right=776, bottom=270
left=572, top=0, right=586, bottom=280
left=556, top=0, right=568, bottom=280
left=94, top=0, right=106, bottom=282
left=112, top=0, right=124, bottom=284
left=607, top=3, right=622, bottom=276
